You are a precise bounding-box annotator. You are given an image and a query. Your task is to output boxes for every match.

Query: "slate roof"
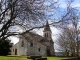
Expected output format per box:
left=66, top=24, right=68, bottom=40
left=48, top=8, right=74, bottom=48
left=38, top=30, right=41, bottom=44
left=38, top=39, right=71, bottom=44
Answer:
left=21, top=32, right=47, bottom=46
left=21, top=31, right=53, bottom=47
left=22, top=32, right=43, bottom=41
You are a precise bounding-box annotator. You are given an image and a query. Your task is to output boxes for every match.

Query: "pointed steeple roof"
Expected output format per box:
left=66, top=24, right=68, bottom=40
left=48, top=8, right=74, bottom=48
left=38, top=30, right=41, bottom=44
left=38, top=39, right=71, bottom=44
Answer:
left=43, top=20, right=51, bottom=32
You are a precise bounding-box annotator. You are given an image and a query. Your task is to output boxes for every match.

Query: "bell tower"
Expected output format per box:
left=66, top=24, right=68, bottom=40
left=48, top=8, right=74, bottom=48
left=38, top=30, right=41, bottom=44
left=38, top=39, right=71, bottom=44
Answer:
left=43, top=20, right=54, bottom=56
left=43, top=20, right=52, bottom=40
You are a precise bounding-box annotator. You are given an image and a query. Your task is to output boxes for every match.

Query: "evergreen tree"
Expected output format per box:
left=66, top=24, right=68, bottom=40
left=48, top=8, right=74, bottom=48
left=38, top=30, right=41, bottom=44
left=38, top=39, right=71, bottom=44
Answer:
left=0, top=39, right=12, bottom=56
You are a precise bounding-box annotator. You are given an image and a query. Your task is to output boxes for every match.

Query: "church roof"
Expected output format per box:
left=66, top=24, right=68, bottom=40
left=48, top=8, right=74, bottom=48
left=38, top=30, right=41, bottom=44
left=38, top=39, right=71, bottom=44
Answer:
left=22, top=32, right=43, bottom=41
left=21, top=31, right=54, bottom=47
left=21, top=32, right=47, bottom=46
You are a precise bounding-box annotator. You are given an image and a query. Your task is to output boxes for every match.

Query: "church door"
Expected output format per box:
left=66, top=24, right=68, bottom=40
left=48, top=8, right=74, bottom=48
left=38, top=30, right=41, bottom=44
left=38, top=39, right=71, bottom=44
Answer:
left=47, top=49, right=51, bottom=56
left=15, top=49, right=17, bottom=55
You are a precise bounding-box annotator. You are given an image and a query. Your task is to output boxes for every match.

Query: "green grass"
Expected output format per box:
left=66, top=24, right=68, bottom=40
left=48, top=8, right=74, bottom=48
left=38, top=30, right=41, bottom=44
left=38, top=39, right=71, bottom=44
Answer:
left=0, top=56, right=28, bottom=60
left=0, top=55, right=63, bottom=60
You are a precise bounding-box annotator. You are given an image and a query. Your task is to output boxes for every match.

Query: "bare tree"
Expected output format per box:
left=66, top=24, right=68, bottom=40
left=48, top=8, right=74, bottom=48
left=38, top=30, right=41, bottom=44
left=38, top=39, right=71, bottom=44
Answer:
left=57, top=28, right=76, bottom=56
left=0, top=0, right=59, bottom=41
left=56, top=0, right=80, bottom=57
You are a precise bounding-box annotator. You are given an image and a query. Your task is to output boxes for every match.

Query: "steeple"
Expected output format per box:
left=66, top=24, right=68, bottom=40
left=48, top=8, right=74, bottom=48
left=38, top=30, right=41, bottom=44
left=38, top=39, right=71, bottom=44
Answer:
left=43, top=20, right=51, bottom=32
left=43, top=20, right=54, bottom=56
left=43, top=20, right=52, bottom=40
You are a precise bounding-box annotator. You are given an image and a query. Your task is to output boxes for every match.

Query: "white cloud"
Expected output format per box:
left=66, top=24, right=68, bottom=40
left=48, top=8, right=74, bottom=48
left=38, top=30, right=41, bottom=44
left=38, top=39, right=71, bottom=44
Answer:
left=9, top=36, right=19, bottom=45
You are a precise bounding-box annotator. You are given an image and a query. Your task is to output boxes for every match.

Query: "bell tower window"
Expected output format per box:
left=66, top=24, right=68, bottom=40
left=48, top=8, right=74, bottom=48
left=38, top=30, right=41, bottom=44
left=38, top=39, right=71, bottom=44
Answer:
left=45, top=33, right=46, bottom=37
left=45, top=33, right=48, bottom=38
left=46, top=33, right=48, bottom=37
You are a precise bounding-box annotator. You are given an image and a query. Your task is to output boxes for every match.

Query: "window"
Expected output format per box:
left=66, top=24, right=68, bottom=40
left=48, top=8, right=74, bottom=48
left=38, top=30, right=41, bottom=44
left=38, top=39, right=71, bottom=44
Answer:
left=46, top=33, right=48, bottom=37
left=38, top=48, right=40, bottom=52
left=45, top=33, right=48, bottom=37
left=45, top=33, right=46, bottom=37
left=21, top=41, right=24, bottom=47
left=13, top=49, right=14, bottom=52
left=30, top=42, right=33, bottom=47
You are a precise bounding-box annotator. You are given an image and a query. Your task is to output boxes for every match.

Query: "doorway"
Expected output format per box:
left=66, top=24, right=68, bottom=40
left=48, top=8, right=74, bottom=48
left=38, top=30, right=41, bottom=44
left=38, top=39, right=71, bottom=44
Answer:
left=47, top=49, right=51, bottom=56
left=15, top=49, right=17, bottom=55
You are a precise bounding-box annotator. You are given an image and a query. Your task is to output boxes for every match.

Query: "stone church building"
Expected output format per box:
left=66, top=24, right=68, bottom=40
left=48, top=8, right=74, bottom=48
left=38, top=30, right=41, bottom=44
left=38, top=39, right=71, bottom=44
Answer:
left=11, top=21, right=54, bottom=56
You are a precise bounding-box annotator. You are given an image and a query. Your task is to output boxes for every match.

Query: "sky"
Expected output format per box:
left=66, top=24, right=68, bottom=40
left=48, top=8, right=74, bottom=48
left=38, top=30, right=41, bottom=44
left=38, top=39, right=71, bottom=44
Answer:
left=58, top=0, right=80, bottom=8
left=45, top=0, right=80, bottom=20
left=9, top=0, right=80, bottom=51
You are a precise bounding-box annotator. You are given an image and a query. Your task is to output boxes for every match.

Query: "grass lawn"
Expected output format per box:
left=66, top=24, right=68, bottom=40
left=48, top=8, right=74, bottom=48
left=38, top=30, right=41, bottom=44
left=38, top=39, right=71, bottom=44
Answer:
left=0, top=56, right=27, bottom=60
left=0, top=55, right=63, bottom=60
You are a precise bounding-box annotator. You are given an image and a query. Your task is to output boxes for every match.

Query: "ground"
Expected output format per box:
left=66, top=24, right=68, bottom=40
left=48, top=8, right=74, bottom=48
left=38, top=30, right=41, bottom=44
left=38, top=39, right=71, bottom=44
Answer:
left=0, top=56, right=63, bottom=60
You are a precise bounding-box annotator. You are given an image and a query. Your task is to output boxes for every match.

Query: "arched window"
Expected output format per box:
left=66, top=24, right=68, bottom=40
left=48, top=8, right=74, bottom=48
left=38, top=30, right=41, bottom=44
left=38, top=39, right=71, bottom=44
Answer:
left=45, top=33, right=48, bottom=38
left=38, top=48, right=40, bottom=52
left=47, top=33, right=48, bottom=37
left=21, top=41, right=24, bottom=47
left=30, top=42, right=33, bottom=47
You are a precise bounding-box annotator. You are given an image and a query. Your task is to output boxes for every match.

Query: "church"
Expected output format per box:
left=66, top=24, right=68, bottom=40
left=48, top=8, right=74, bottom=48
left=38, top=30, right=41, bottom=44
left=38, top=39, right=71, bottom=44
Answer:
left=11, top=21, right=54, bottom=56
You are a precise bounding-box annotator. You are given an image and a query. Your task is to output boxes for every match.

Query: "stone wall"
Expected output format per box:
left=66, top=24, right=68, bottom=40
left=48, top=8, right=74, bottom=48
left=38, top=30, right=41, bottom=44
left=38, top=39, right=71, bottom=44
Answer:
left=11, top=35, right=47, bottom=56
left=11, top=42, right=19, bottom=55
left=26, top=39, right=47, bottom=56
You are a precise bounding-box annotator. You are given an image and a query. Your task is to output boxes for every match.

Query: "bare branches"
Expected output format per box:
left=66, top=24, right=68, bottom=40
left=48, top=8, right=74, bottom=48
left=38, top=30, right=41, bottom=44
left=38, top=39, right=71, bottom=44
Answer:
left=57, top=28, right=76, bottom=56
left=0, top=0, right=46, bottom=40
left=0, top=0, right=59, bottom=41
left=56, top=0, right=80, bottom=57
